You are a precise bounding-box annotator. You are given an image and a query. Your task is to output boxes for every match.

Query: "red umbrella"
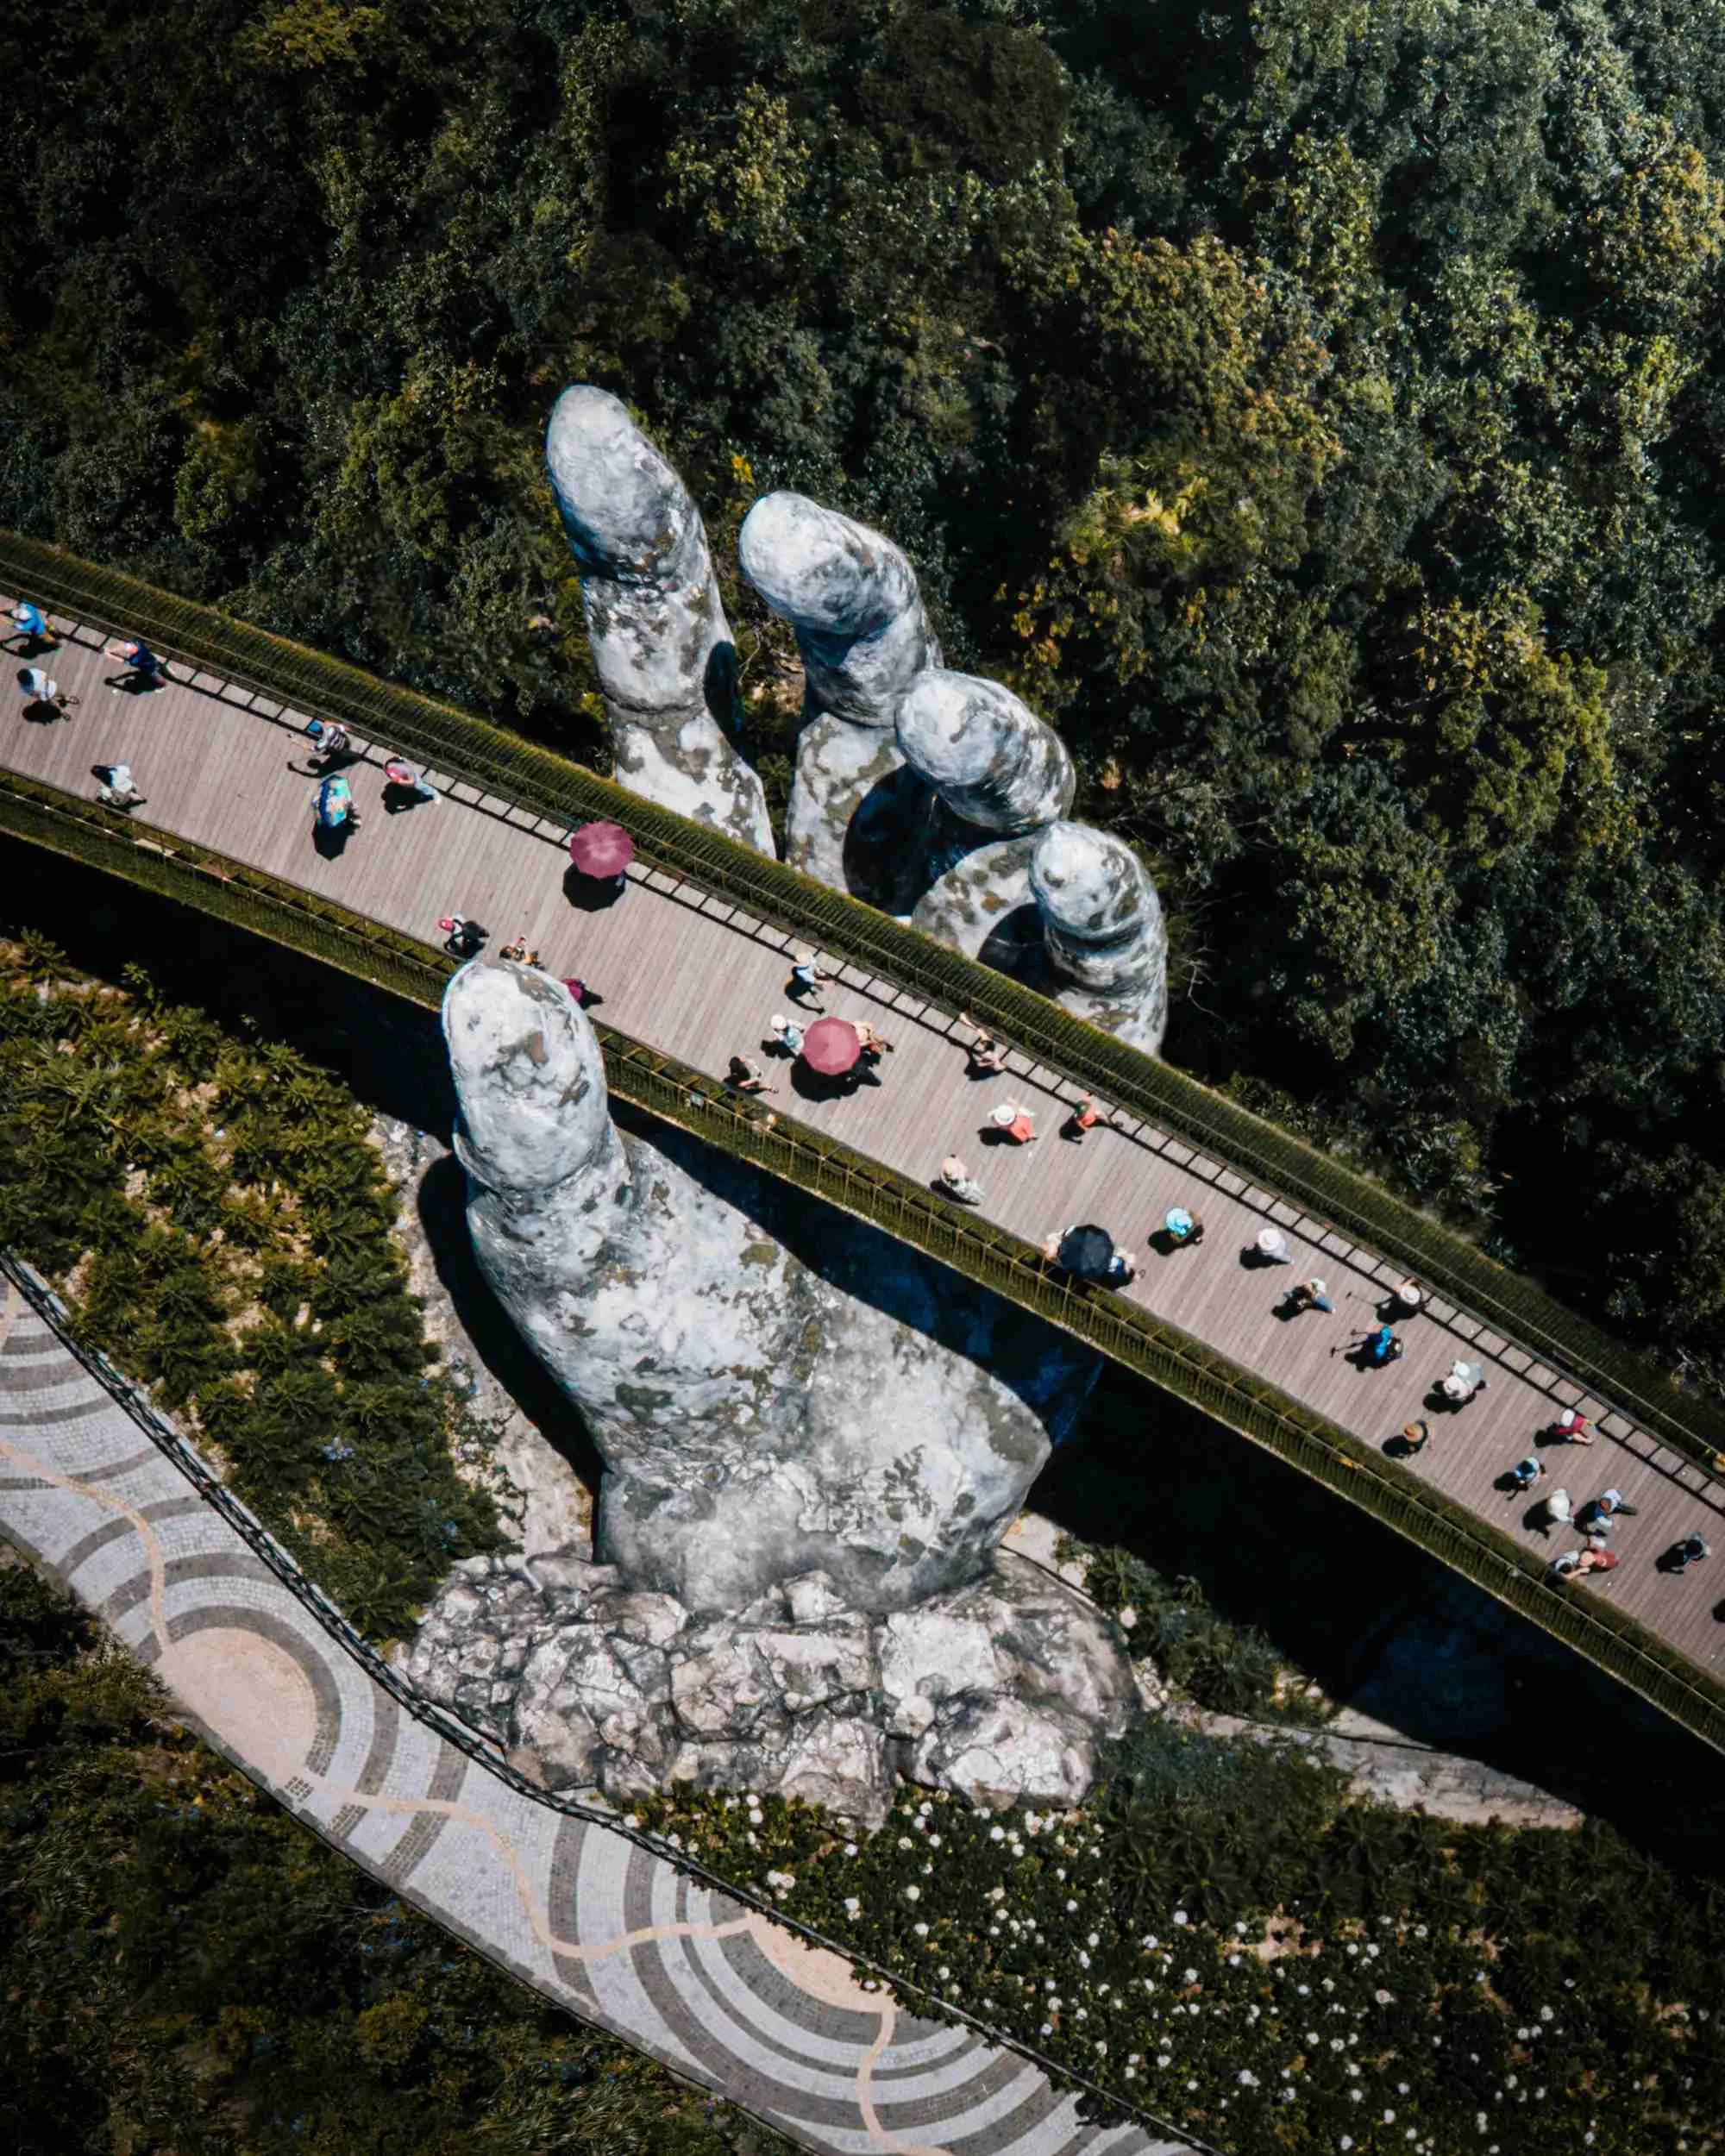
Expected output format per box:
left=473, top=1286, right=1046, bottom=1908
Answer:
left=801, top=1016, right=862, bottom=1075
left=569, top=820, right=636, bottom=877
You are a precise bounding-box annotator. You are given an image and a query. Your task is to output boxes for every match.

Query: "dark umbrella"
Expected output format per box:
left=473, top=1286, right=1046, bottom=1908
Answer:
left=1056, top=1224, right=1117, bottom=1279
left=568, top=820, right=636, bottom=877
left=801, top=1016, right=862, bottom=1075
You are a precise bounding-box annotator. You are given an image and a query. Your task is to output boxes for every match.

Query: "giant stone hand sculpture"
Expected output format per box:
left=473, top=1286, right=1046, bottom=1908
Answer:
left=445, top=956, right=1086, bottom=1614
left=1030, top=820, right=1169, bottom=1053
left=737, top=492, right=940, bottom=912
left=422, top=956, right=1137, bottom=1816
left=898, top=667, right=1075, bottom=951
left=546, top=386, right=773, bottom=852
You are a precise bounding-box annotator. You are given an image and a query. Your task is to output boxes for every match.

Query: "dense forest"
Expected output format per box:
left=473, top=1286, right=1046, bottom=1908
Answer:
left=6, top=0, right=1725, bottom=1372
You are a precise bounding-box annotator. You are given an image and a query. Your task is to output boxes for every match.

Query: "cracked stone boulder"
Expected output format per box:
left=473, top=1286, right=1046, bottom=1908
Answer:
left=443, top=956, right=1095, bottom=1619
left=546, top=385, right=773, bottom=852
left=406, top=1548, right=1137, bottom=1823
left=737, top=492, right=941, bottom=912
left=1029, top=820, right=1169, bottom=1054
left=899, top=669, right=1076, bottom=956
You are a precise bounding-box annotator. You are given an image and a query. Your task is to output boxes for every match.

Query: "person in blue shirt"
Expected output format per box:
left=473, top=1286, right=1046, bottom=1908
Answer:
left=105, top=636, right=169, bottom=692
left=1347, top=1323, right=1403, bottom=1367
left=7, top=600, right=55, bottom=650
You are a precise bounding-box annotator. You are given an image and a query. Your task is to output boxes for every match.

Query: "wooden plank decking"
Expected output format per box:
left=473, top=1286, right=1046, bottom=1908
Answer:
left=7, top=599, right=1725, bottom=1693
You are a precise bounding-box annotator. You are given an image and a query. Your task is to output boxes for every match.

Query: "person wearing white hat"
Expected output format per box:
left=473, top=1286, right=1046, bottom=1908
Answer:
left=1254, top=1225, right=1292, bottom=1263
left=768, top=1013, right=806, bottom=1057
left=939, top=1156, right=984, bottom=1206
left=991, top=1101, right=1037, bottom=1144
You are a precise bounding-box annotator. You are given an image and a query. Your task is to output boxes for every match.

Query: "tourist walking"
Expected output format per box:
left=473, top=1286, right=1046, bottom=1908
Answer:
left=1578, top=1489, right=1637, bottom=1536
left=1391, top=1277, right=1425, bottom=1316
left=7, top=599, right=56, bottom=649
left=1164, top=1206, right=1205, bottom=1247
left=440, top=915, right=487, bottom=958
left=1064, top=1094, right=1103, bottom=1142
left=768, top=1013, right=806, bottom=1057
left=96, top=761, right=145, bottom=808
left=1399, top=1420, right=1433, bottom=1456
left=104, top=636, right=168, bottom=691
left=1251, top=1225, right=1293, bottom=1264
left=1346, top=1323, right=1402, bottom=1367
left=1551, top=1408, right=1593, bottom=1445
left=938, top=1156, right=984, bottom=1206
left=959, top=1015, right=1007, bottom=1075
left=383, top=755, right=438, bottom=803
left=1284, top=1276, right=1334, bottom=1314
left=16, top=664, right=78, bottom=715
left=787, top=950, right=829, bottom=1010
left=304, top=718, right=352, bottom=767
left=1545, top=1486, right=1573, bottom=1530
left=1440, top=1357, right=1486, bottom=1403
left=728, top=1054, right=777, bottom=1095
left=990, top=1101, right=1038, bottom=1144
left=1508, top=1455, right=1546, bottom=1493
left=853, top=1019, right=894, bottom=1058
left=1669, top=1533, right=1711, bottom=1574
left=312, top=772, right=359, bottom=831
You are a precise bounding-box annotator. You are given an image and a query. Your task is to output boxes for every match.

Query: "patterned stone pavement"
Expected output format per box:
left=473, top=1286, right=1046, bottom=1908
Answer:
left=0, top=1270, right=1186, bottom=2156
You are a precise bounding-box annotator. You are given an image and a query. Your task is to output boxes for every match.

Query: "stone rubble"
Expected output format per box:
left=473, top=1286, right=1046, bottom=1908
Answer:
left=406, top=1545, right=1138, bottom=1824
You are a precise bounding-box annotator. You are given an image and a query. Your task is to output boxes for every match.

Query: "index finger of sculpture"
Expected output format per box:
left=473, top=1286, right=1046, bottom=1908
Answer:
left=895, top=667, right=1075, bottom=834
left=737, top=492, right=917, bottom=638
left=545, top=385, right=702, bottom=585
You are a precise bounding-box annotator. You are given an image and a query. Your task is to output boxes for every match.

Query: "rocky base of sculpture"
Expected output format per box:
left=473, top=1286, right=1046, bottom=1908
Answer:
left=405, top=1545, right=1142, bottom=1825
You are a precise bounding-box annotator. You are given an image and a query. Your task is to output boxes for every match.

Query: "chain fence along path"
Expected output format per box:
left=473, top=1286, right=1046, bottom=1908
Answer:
left=4, top=589, right=1725, bottom=1730
left=0, top=1269, right=1187, bottom=2156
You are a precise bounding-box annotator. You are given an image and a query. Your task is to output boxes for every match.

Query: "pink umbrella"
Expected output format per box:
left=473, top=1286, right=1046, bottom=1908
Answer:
left=569, top=820, right=635, bottom=877
left=801, top=1016, right=862, bottom=1076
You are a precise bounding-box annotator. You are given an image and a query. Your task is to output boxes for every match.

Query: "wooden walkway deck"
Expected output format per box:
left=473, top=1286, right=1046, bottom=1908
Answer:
left=7, top=600, right=1725, bottom=1695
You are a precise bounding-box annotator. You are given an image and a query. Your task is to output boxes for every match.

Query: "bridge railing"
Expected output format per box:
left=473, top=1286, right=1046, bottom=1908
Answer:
left=4, top=526, right=1720, bottom=1485
left=4, top=766, right=1723, bottom=1761
left=0, top=1250, right=1211, bottom=2153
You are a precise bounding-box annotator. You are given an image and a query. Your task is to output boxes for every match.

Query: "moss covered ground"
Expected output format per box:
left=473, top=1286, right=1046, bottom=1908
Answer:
left=0, top=932, right=500, bottom=1639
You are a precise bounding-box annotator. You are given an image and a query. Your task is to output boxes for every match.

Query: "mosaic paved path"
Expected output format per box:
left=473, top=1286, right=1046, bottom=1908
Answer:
left=0, top=1272, right=1182, bottom=2156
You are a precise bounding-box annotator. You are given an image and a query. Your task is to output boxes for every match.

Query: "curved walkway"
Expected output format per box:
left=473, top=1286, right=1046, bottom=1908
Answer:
left=0, top=1268, right=1182, bottom=2156
left=3, top=595, right=1723, bottom=1697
